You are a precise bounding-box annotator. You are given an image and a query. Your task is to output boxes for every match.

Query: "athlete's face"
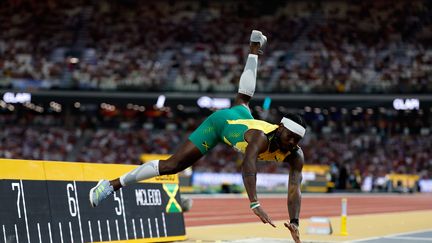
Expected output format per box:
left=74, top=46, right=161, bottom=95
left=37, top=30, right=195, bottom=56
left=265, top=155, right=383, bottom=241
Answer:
left=278, top=127, right=302, bottom=152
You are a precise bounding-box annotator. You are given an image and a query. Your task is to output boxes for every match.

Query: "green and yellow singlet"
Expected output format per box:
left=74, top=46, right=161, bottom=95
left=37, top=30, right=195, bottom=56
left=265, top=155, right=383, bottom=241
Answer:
left=189, top=105, right=291, bottom=162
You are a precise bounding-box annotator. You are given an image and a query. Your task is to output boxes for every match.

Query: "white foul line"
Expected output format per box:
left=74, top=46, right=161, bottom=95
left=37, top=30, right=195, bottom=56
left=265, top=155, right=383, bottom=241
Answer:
left=58, top=222, right=64, bottom=243
left=3, top=225, right=6, bottom=243
left=147, top=218, right=153, bottom=238
left=106, top=220, right=111, bottom=241
left=37, top=223, right=42, bottom=243
left=386, top=236, right=432, bottom=241
left=115, top=220, right=120, bottom=240
left=20, top=180, right=30, bottom=243
left=97, top=220, right=102, bottom=242
left=162, top=213, right=167, bottom=237
left=120, top=189, right=129, bottom=240
left=48, top=223, right=52, bottom=243
left=351, top=229, right=432, bottom=242
left=132, top=219, right=137, bottom=239
left=73, top=181, right=84, bottom=243
left=68, top=222, right=74, bottom=243
left=140, top=218, right=144, bottom=238
left=155, top=218, right=160, bottom=238
left=14, top=224, right=19, bottom=243
left=87, top=221, right=93, bottom=243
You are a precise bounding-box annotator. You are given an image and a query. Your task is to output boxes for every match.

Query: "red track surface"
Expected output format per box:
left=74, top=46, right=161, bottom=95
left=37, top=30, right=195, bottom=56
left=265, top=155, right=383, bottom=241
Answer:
left=184, top=194, right=432, bottom=227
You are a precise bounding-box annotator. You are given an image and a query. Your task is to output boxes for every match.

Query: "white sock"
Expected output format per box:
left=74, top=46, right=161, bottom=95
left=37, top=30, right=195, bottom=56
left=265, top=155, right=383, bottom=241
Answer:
left=119, top=160, right=160, bottom=186
left=238, top=54, right=258, bottom=97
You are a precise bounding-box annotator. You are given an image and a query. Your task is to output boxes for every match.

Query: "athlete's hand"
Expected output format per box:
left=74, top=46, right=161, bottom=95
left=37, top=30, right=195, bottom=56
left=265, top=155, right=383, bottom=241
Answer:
left=252, top=207, right=276, bottom=227
left=284, top=222, right=301, bottom=243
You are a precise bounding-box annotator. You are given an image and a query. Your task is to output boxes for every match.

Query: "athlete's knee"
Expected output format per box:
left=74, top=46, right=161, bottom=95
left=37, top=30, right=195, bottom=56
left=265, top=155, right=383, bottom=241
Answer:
left=158, top=159, right=183, bottom=175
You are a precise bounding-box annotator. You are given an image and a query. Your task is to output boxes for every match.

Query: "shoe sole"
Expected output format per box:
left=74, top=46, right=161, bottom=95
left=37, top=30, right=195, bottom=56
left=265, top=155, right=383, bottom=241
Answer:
left=251, top=30, right=267, bottom=47
left=89, top=179, right=104, bottom=208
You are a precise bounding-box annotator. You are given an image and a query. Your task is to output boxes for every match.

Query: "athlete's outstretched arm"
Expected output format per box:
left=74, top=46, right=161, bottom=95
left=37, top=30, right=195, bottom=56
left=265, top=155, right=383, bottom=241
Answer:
left=242, top=130, right=275, bottom=227
left=284, top=149, right=304, bottom=243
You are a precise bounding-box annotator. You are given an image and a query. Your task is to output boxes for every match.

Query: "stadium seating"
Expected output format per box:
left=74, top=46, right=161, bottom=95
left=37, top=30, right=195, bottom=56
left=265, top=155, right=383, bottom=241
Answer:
left=1, top=0, right=431, bottom=93
left=1, top=106, right=430, bottom=190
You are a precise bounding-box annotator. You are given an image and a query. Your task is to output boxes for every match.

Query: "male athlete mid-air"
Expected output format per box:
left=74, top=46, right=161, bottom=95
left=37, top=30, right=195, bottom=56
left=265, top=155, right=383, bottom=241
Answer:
left=89, top=30, right=305, bottom=243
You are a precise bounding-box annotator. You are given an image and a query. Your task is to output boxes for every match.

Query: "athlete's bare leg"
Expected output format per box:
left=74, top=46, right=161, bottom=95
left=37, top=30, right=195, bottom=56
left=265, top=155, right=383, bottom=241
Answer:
left=110, top=140, right=202, bottom=190
left=234, top=30, right=266, bottom=108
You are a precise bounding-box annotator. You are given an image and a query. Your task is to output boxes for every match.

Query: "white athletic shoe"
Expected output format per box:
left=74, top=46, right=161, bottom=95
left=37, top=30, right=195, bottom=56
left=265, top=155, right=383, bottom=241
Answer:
left=89, top=179, right=114, bottom=207
left=250, top=30, right=267, bottom=49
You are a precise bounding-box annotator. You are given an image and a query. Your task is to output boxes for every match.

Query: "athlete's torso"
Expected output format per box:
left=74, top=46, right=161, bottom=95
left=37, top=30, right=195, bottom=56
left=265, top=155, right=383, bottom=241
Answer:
left=221, top=119, right=291, bottom=162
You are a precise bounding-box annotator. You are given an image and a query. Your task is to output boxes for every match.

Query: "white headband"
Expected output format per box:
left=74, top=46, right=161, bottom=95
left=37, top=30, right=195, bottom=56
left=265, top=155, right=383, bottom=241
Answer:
left=281, top=117, right=306, bottom=137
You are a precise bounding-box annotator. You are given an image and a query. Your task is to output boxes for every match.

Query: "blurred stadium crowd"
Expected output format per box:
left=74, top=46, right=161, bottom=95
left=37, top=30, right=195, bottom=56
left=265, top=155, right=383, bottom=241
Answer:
left=1, top=0, right=432, bottom=192
left=1, top=105, right=431, bottom=191
left=1, top=0, right=432, bottom=93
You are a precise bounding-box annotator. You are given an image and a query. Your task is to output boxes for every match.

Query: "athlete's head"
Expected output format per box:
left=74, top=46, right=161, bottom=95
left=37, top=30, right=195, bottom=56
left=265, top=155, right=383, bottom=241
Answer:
left=276, top=113, right=306, bottom=152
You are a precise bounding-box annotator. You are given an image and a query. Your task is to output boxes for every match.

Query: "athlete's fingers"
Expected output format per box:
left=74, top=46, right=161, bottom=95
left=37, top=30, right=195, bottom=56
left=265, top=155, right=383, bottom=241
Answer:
left=253, top=208, right=275, bottom=227
left=261, top=212, right=275, bottom=227
left=253, top=209, right=266, bottom=223
left=258, top=212, right=274, bottom=227
left=257, top=213, right=267, bottom=224
left=267, top=218, right=276, bottom=228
